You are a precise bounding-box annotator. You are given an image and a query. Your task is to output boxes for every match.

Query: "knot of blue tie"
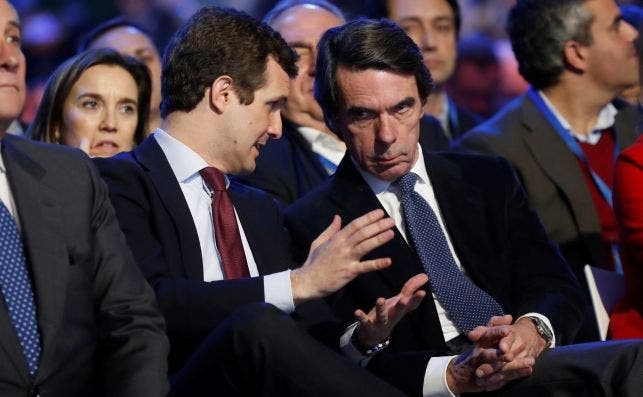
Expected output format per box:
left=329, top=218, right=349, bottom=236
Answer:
left=395, top=172, right=417, bottom=198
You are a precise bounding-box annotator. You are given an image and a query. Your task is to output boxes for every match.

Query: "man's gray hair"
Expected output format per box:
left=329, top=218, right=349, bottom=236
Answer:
left=508, top=0, right=593, bottom=89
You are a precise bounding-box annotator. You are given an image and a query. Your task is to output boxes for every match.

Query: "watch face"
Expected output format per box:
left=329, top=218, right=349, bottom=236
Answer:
left=530, top=317, right=553, bottom=343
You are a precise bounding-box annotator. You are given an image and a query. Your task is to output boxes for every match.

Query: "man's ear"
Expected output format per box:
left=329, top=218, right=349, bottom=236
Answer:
left=563, top=40, right=589, bottom=73
left=209, top=75, right=234, bottom=113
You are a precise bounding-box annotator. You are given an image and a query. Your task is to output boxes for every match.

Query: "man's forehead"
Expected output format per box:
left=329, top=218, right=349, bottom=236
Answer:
left=337, top=67, right=420, bottom=107
left=388, top=0, right=454, bottom=20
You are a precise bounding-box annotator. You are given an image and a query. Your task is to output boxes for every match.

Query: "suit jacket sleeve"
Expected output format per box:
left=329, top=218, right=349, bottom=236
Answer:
left=498, top=157, right=584, bottom=343
left=94, top=156, right=266, bottom=343
left=80, top=154, right=169, bottom=396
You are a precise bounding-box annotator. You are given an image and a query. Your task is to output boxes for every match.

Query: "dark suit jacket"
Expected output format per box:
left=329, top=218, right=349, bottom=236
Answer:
left=94, top=135, right=338, bottom=372
left=455, top=95, right=639, bottom=278
left=448, top=100, right=482, bottom=140
left=236, top=116, right=450, bottom=206
left=0, top=135, right=168, bottom=396
left=284, top=152, right=584, bottom=395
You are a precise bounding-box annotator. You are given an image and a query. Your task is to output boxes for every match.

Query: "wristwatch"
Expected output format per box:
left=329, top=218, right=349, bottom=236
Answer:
left=526, top=316, right=554, bottom=346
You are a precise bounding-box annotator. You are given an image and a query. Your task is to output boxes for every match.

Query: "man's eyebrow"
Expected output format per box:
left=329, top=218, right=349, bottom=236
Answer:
left=346, top=105, right=374, bottom=115
left=390, top=97, right=416, bottom=110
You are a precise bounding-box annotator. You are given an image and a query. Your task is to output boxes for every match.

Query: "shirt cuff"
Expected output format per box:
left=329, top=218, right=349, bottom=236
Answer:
left=423, top=355, right=458, bottom=397
left=339, top=322, right=371, bottom=365
left=517, top=312, right=556, bottom=347
left=263, top=270, right=295, bottom=314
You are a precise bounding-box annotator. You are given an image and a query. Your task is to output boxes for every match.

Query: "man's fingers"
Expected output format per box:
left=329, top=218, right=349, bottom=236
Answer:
left=354, top=309, right=369, bottom=324
left=468, top=325, right=489, bottom=343
left=407, top=290, right=426, bottom=310
left=474, top=361, right=505, bottom=378
left=353, top=228, right=395, bottom=256
left=310, top=215, right=341, bottom=251
left=353, top=258, right=393, bottom=275
left=474, top=325, right=511, bottom=348
left=497, top=332, right=516, bottom=359
left=375, top=297, right=388, bottom=323
left=339, top=209, right=388, bottom=239
left=487, top=314, right=513, bottom=327
left=399, top=273, right=428, bottom=298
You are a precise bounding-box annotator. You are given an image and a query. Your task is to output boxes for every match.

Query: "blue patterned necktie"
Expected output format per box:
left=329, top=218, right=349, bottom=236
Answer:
left=0, top=200, right=41, bottom=375
left=395, top=172, right=504, bottom=334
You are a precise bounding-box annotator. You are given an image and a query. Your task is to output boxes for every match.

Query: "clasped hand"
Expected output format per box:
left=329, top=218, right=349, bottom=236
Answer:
left=447, top=315, right=548, bottom=394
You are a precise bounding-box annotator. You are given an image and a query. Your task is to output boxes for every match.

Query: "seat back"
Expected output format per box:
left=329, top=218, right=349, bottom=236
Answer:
left=583, top=265, right=626, bottom=340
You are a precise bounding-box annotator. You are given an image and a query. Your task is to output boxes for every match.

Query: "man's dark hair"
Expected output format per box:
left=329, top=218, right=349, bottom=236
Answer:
left=28, top=48, right=151, bottom=146
left=384, top=0, right=461, bottom=37
left=314, top=18, right=432, bottom=130
left=77, top=16, right=155, bottom=53
left=160, top=6, right=298, bottom=118
left=507, top=0, right=593, bottom=89
left=263, top=0, right=346, bottom=26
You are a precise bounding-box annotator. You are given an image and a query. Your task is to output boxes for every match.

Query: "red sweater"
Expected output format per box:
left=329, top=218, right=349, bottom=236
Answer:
left=577, top=128, right=618, bottom=270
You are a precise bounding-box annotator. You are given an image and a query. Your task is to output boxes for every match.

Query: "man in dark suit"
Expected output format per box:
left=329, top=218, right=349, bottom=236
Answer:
left=237, top=0, right=449, bottom=205
left=285, top=18, right=643, bottom=397
left=96, top=6, right=419, bottom=396
left=456, top=0, right=640, bottom=341
left=0, top=1, right=169, bottom=395
left=385, top=0, right=482, bottom=139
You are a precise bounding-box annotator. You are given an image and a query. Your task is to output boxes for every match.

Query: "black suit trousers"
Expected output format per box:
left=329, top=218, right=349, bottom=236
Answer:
left=170, top=303, right=406, bottom=397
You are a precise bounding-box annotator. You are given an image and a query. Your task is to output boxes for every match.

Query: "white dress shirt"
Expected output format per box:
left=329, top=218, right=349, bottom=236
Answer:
left=537, top=90, right=617, bottom=145
left=0, top=143, right=19, bottom=225
left=298, top=126, right=346, bottom=172
left=342, top=145, right=555, bottom=396
left=154, top=129, right=294, bottom=313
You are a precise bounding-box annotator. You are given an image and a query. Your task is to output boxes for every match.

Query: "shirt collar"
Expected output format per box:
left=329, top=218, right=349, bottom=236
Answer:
left=354, top=143, right=430, bottom=195
left=298, top=125, right=346, bottom=151
left=0, top=141, right=5, bottom=174
left=438, top=94, right=450, bottom=134
left=537, top=90, right=617, bottom=144
left=153, top=128, right=230, bottom=188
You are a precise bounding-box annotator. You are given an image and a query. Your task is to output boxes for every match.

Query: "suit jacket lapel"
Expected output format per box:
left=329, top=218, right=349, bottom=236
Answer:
left=1, top=137, right=68, bottom=381
left=519, top=95, right=602, bottom=237
left=331, top=156, right=424, bottom=291
left=332, top=156, right=462, bottom=346
left=135, top=136, right=204, bottom=281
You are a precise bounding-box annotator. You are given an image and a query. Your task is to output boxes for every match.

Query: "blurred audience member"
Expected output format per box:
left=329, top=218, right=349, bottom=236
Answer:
left=619, top=4, right=643, bottom=107
left=235, top=0, right=346, bottom=205
left=0, top=1, right=169, bottom=394
left=386, top=0, right=482, bottom=139
left=28, top=48, right=150, bottom=157
left=446, top=34, right=501, bottom=119
left=457, top=0, right=640, bottom=342
left=611, top=136, right=643, bottom=339
left=79, top=17, right=162, bottom=131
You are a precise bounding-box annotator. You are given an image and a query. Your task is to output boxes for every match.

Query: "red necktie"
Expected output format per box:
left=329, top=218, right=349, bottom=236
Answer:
left=199, top=167, right=250, bottom=279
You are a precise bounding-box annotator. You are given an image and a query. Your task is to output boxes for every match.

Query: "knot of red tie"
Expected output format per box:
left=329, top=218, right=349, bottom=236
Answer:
left=200, top=167, right=227, bottom=191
